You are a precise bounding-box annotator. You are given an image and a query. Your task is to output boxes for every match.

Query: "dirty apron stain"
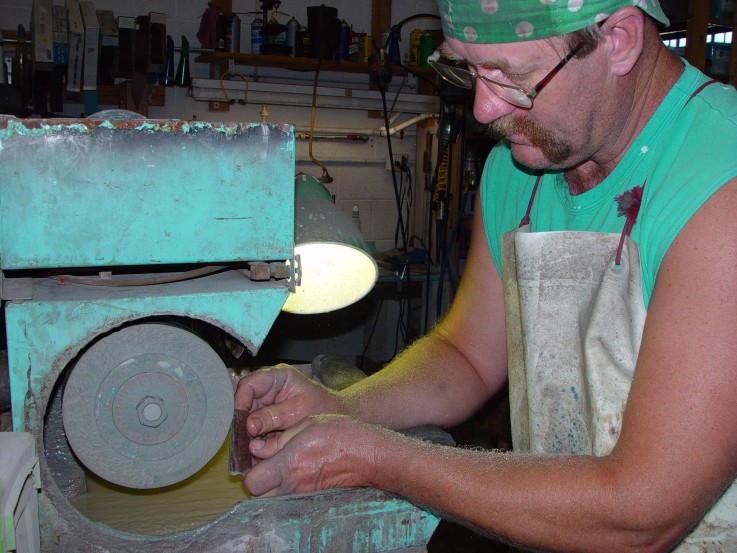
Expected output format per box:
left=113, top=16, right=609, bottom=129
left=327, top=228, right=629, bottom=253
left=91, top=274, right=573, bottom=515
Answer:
left=500, top=177, right=737, bottom=550
left=502, top=225, right=644, bottom=455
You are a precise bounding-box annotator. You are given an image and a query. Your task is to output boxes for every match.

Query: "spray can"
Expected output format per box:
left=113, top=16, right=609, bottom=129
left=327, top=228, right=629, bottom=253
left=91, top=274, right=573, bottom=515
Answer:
left=251, top=17, right=263, bottom=54
left=336, top=20, right=350, bottom=60
left=286, top=17, right=299, bottom=56
left=419, top=30, right=434, bottom=67
left=229, top=14, right=241, bottom=53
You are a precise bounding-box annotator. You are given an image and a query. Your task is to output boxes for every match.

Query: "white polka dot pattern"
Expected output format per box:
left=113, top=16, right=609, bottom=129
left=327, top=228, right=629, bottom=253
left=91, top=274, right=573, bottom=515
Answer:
left=436, top=0, right=669, bottom=44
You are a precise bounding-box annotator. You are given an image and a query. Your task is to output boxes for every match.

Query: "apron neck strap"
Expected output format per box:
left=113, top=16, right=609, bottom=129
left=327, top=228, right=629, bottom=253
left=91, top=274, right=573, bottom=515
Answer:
left=519, top=173, right=544, bottom=228
left=685, top=79, right=719, bottom=109
left=614, top=182, right=645, bottom=266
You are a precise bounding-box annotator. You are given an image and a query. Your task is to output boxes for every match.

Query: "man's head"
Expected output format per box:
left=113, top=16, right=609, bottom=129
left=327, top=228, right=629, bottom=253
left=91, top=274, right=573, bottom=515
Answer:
left=434, top=2, right=673, bottom=175
left=436, top=0, right=669, bottom=44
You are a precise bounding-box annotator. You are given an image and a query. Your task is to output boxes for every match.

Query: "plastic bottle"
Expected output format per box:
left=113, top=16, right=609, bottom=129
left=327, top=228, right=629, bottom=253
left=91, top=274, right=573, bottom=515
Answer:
left=174, top=36, right=191, bottom=87
left=419, top=31, right=434, bottom=67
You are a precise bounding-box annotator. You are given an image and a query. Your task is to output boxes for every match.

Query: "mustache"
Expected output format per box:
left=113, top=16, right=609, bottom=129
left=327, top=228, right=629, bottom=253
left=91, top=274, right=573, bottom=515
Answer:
left=483, top=115, right=572, bottom=165
left=485, top=115, right=544, bottom=140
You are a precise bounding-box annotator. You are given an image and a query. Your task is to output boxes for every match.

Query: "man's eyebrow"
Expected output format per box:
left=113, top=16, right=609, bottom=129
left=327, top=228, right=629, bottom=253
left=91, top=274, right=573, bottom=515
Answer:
left=437, top=41, right=512, bottom=71
left=438, top=42, right=465, bottom=61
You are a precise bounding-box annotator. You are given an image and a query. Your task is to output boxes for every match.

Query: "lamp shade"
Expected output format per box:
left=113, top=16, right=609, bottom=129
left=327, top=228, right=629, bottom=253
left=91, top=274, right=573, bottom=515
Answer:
left=282, top=174, right=379, bottom=314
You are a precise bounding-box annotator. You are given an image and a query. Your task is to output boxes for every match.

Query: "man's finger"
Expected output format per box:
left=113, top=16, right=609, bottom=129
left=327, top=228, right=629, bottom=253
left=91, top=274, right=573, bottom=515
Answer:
left=243, top=455, right=285, bottom=497
left=246, top=402, right=305, bottom=436
left=234, top=365, right=292, bottom=411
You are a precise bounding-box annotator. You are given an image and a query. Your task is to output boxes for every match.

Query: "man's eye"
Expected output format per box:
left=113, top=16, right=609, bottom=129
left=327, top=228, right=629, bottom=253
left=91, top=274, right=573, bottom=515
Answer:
left=476, top=67, right=515, bottom=83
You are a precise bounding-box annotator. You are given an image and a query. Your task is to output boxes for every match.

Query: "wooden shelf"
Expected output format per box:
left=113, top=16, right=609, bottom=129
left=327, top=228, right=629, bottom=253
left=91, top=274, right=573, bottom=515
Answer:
left=195, top=51, right=436, bottom=78
left=194, top=51, right=439, bottom=101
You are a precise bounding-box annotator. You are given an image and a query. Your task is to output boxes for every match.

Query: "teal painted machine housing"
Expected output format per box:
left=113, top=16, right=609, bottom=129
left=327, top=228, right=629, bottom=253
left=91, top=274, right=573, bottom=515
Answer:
left=5, top=272, right=290, bottom=433
left=0, top=116, right=441, bottom=552
left=0, top=116, right=297, bottom=434
left=0, top=118, right=295, bottom=269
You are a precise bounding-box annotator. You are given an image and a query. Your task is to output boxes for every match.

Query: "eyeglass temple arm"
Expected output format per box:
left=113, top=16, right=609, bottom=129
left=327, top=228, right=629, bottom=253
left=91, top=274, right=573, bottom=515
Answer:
left=527, top=41, right=585, bottom=100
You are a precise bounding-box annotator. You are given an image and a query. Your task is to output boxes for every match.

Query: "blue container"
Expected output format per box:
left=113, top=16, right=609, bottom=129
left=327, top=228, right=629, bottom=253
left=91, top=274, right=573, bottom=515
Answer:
left=336, top=20, right=349, bottom=60
left=251, top=17, right=263, bottom=54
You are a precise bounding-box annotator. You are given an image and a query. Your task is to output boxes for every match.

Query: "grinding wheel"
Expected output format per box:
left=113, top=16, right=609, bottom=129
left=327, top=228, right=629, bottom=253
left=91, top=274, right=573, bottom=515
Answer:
left=62, top=323, right=234, bottom=489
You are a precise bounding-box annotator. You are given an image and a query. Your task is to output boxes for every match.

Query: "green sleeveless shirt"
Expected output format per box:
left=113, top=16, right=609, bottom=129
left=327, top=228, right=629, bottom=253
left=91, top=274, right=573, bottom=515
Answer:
left=481, top=61, right=737, bottom=307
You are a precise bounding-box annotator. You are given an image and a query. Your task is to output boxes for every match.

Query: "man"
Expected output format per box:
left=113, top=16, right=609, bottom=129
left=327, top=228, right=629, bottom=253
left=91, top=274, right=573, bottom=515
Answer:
left=235, top=0, right=737, bottom=550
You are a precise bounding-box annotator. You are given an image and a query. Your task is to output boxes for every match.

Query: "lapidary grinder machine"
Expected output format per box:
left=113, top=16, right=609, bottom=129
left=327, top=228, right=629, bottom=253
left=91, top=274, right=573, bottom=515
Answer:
left=0, top=114, right=439, bottom=552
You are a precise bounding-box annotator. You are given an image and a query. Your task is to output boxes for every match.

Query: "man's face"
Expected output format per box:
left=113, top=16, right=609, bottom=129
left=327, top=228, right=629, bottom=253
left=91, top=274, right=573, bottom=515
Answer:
left=444, top=36, right=598, bottom=171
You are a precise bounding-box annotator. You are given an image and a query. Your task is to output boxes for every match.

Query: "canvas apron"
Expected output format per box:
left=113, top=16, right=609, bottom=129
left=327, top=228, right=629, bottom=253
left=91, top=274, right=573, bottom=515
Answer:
left=500, top=181, right=737, bottom=550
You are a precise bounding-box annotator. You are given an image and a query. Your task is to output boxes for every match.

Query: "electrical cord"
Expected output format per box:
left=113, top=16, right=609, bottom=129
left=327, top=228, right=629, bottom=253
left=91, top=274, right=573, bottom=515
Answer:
left=52, top=265, right=228, bottom=287
left=381, top=88, right=408, bottom=250
left=394, top=156, right=413, bottom=251
left=371, top=48, right=408, bottom=251
left=360, top=298, right=385, bottom=370
left=381, top=13, right=441, bottom=51
left=219, top=71, right=249, bottom=105
left=308, top=58, right=333, bottom=183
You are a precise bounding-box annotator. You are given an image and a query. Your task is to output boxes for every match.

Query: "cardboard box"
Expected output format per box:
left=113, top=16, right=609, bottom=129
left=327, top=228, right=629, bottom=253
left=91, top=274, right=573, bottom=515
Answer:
left=31, top=0, right=54, bottom=70
left=148, top=12, right=166, bottom=75
left=116, top=15, right=136, bottom=78
left=79, top=1, right=99, bottom=90
left=66, top=0, right=84, bottom=92
left=134, top=14, right=149, bottom=74
left=133, top=12, right=166, bottom=77
left=52, top=5, right=68, bottom=65
left=96, top=9, right=117, bottom=84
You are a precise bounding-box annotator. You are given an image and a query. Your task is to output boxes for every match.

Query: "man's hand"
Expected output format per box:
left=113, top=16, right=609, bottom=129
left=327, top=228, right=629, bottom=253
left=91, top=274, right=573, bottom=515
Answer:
left=234, top=364, right=347, bottom=442
left=243, top=414, right=386, bottom=497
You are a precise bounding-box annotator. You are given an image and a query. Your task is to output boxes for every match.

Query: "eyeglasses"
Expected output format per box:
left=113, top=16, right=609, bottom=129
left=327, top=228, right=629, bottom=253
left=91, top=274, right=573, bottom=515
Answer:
left=428, top=42, right=584, bottom=109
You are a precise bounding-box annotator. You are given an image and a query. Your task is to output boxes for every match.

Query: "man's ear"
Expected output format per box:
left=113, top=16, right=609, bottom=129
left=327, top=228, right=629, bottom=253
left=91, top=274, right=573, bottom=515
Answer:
left=602, top=6, right=645, bottom=76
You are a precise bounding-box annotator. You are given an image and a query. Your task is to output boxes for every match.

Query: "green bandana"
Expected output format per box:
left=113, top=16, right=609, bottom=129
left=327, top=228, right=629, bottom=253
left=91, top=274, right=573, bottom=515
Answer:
left=436, top=0, right=669, bottom=43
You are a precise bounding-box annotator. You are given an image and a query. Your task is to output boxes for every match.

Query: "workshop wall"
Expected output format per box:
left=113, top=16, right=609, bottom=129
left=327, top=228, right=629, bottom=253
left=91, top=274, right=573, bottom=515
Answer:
left=0, top=0, right=442, bottom=254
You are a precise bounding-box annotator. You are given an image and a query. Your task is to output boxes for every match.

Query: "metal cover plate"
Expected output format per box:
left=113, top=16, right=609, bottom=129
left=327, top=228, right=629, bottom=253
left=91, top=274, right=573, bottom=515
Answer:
left=0, top=118, right=295, bottom=270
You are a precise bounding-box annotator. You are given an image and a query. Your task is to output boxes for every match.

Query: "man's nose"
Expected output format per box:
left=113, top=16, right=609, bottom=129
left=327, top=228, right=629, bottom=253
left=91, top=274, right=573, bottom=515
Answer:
left=472, top=82, right=517, bottom=124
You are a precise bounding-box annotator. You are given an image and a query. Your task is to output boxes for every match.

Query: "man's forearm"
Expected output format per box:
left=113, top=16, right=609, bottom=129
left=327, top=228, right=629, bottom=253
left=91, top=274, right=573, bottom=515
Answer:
left=370, top=433, right=685, bottom=553
left=338, top=329, right=502, bottom=430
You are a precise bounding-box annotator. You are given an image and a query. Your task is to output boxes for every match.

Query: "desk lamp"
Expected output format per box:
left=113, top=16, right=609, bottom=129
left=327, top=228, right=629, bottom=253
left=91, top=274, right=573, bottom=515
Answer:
left=283, top=174, right=379, bottom=314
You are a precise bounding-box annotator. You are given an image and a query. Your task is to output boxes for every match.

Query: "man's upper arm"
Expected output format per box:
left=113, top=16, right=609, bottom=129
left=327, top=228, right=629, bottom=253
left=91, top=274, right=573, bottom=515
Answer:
left=613, top=177, right=737, bottom=529
left=435, top=197, right=509, bottom=395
